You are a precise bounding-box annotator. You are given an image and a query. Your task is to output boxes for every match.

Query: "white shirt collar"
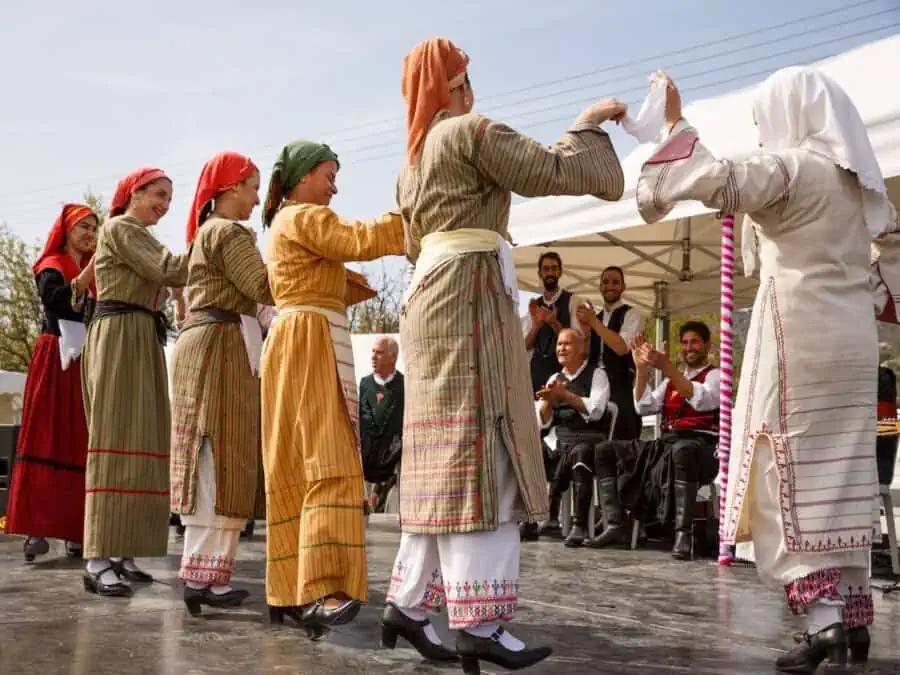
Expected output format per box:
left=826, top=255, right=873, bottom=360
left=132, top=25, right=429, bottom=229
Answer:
left=373, top=371, right=396, bottom=386
left=559, top=358, right=589, bottom=381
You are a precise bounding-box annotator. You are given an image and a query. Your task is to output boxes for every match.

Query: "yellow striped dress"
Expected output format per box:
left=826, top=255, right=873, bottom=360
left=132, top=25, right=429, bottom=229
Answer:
left=261, top=201, right=404, bottom=607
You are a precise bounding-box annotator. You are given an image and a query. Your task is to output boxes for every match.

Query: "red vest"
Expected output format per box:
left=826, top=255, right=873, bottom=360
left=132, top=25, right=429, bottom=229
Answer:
left=662, top=365, right=719, bottom=433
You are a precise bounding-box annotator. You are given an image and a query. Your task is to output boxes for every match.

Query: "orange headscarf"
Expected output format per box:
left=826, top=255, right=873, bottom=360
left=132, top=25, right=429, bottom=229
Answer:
left=109, top=167, right=169, bottom=217
left=402, top=38, right=469, bottom=165
left=32, top=203, right=98, bottom=296
left=185, top=151, right=257, bottom=245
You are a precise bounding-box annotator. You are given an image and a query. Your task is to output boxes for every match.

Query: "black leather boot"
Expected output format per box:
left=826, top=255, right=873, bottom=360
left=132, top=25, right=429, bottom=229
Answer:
left=564, top=479, right=593, bottom=548
left=671, top=480, right=698, bottom=560
left=518, top=521, right=539, bottom=541
left=776, top=622, right=847, bottom=673
left=585, top=478, right=628, bottom=548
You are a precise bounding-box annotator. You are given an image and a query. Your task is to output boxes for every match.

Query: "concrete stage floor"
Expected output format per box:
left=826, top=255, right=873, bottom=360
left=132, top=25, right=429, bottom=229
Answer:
left=1, top=516, right=898, bottom=674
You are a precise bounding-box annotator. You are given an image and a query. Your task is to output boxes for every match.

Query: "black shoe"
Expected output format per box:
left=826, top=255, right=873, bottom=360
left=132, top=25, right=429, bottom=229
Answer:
left=381, top=604, right=458, bottom=662
left=23, top=537, right=49, bottom=563
left=303, top=597, right=362, bottom=627
left=83, top=564, right=132, bottom=597
left=268, top=605, right=328, bottom=640
left=671, top=481, right=698, bottom=560
left=565, top=480, right=593, bottom=548
left=456, top=627, right=552, bottom=674
left=537, top=520, right=562, bottom=539
left=518, top=522, right=539, bottom=542
left=111, top=559, right=153, bottom=583
left=240, top=520, right=255, bottom=539
left=564, top=525, right=587, bottom=548
left=776, top=623, right=847, bottom=673
left=847, top=625, right=870, bottom=664
left=66, top=542, right=83, bottom=559
left=585, top=478, right=629, bottom=548
left=183, top=586, right=249, bottom=616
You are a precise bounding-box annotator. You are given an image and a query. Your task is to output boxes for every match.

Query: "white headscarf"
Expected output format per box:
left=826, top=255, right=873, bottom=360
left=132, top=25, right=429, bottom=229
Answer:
left=752, top=66, right=892, bottom=238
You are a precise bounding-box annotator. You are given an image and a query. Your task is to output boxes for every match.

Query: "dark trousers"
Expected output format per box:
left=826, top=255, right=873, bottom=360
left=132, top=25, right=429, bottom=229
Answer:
left=877, top=434, right=898, bottom=486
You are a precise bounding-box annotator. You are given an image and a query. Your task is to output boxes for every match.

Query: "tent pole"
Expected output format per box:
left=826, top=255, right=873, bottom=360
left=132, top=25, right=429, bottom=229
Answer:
left=718, top=214, right=736, bottom=566
left=652, top=281, right=670, bottom=440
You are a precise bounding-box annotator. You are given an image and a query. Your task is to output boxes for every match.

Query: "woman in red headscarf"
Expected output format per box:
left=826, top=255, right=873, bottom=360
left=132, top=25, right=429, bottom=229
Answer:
left=382, top=38, right=627, bottom=671
left=80, top=167, right=189, bottom=598
left=168, top=151, right=273, bottom=616
left=4, top=204, right=98, bottom=562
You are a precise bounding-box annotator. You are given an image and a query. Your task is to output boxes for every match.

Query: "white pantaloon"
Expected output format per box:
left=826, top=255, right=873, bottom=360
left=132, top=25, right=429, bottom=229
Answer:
left=386, top=442, right=521, bottom=629
left=179, top=439, right=244, bottom=586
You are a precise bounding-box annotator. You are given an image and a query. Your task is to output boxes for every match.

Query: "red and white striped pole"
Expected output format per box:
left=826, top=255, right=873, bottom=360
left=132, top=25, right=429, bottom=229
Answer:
left=718, top=214, right=735, bottom=566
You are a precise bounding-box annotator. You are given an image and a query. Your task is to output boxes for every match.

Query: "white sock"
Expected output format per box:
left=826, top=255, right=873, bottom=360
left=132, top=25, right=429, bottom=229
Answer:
left=210, top=585, right=233, bottom=595
left=87, top=558, right=128, bottom=586
left=186, top=581, right=207, bottom=590
left=121, top=558, right=143, bottom=573
left=464, top=624, right=525, bottom=652
left=422, top=623, right=442, bottom=646
left=806, top=599, right=844, bottom=635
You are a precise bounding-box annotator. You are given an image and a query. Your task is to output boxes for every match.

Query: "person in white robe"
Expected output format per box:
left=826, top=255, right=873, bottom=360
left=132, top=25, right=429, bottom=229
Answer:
left=636, top=68, right=896, bottom=673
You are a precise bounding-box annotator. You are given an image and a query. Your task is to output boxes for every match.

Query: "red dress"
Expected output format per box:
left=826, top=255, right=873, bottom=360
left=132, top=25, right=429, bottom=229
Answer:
left=4, top=266, right=92, bottom=543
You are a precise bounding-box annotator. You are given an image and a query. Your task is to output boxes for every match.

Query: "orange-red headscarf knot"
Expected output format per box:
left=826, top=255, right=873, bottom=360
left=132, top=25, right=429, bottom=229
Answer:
left=402, top=38, right=469, bottom=166
left=186, top=152, right=257, bottom=245
left=109, top=167, right=169, bottom=218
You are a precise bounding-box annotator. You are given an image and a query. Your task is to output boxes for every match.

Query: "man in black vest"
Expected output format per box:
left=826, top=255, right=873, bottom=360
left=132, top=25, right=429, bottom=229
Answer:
left=524, top=252, right=586, bottom=393
left=587, top=321, right=720, bottom=560
left=521, top=328, right=610, bottom=545
left=576, top=266, right=644, bottom=440
left=359, top=337, right=404, bottom=513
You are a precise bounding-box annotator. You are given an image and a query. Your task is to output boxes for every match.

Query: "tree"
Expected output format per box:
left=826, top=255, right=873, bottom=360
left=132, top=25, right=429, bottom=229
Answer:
left=347, top=262, right=403, bottom=334
left=82, top=190, right=106, bottom=225
left=0, top=224, right=41, bottom=372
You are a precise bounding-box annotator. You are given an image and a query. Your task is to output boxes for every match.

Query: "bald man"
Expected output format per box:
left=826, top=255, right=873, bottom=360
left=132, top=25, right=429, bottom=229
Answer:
left=359, top=337, right=404, bottom=512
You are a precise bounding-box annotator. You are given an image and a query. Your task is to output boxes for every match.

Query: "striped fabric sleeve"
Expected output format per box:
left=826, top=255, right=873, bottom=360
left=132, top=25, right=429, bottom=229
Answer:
left=108, top=218, right=189, bottom=286
left=471, top=115, right=625, bottom=201
left=219, top=225, right=274, bottom=305
left=292, top=206, right=405, bottom=263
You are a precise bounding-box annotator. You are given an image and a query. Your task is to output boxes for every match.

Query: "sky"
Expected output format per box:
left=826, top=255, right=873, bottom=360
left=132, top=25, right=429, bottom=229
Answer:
left=1, top=0, right=897, bottom=313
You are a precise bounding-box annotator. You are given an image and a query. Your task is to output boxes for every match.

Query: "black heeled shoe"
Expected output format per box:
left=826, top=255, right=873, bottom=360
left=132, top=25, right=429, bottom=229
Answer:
left=66, top=542, right=83, bottom=559
left=847, top=625, right=870, bottom=664
left=83, top=564, right=132, bottom=597
left=303, top=597, right=362, bottom=627
left=268, top=605, right=328, bottom=640
left=23, top=537, right=49, bottom=563
left=777, top=622, right=847, bottom=673
left=456, top=627, right=552, bottom=674
left=111, top=559, right=153, bottom=583
left=183, top=586, right=249, bottom=616
left=380, top=604, right=458, bottom=662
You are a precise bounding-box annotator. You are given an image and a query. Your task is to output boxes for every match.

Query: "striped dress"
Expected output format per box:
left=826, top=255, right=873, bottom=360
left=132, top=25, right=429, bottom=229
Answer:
left=261, top=202, right=404, bottom=607
left=81, top=215, right=188, bottom=559
left=169, top=217, right=273, bottom=519
left=396, top=111, right=625, bottom=534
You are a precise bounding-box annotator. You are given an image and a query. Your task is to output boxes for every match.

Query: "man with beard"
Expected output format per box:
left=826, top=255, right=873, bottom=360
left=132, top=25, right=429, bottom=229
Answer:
left=576, top=266, right=644, bottom=440
left=524, top=252, right=587, bottom=393
left=587, top=321, right=720, bottom=560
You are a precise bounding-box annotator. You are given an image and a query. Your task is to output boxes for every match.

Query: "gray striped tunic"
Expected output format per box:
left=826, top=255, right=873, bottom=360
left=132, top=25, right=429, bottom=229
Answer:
left=397, top=111, right=625, bottom=534
left=81, top=215, right=188, bottom=558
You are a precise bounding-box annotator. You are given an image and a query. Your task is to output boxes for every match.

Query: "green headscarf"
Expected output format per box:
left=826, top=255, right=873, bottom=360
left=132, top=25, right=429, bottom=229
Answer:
left=262, top=140, right=340, bottom=227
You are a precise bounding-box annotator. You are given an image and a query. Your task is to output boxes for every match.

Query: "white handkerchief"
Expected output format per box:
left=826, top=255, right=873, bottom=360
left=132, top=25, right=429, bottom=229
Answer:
left=57, top=319, right=86, bottom=371
left=240, top=315, right=264, bottom=376
left=621, top=75, right=668, bottom=144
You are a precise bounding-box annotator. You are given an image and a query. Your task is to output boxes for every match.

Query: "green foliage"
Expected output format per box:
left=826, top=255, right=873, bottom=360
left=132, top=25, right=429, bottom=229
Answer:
left=0, top=224, right=41, bottom=372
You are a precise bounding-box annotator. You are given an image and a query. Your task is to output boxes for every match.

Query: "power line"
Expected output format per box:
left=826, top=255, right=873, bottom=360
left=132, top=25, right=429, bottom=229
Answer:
left=0, top=2, right=887, bottom=207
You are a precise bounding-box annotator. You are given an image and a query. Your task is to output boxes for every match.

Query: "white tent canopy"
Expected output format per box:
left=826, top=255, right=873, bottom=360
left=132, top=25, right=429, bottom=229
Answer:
left=509, top=35, right=900, bottom=317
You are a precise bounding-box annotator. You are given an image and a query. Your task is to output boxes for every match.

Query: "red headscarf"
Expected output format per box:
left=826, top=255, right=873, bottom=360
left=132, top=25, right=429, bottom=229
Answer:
left=185, top=151, right=257, bottom=245
left=32, top=203, right=98, bottom=296
left=109, top=167, right=169, bottom=217
left=402, top=38, right=470, bottom=166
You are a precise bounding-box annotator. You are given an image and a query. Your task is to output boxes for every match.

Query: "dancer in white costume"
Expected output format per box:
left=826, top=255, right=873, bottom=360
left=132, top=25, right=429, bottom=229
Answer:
left=637, top=68, right=895, bottom=674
